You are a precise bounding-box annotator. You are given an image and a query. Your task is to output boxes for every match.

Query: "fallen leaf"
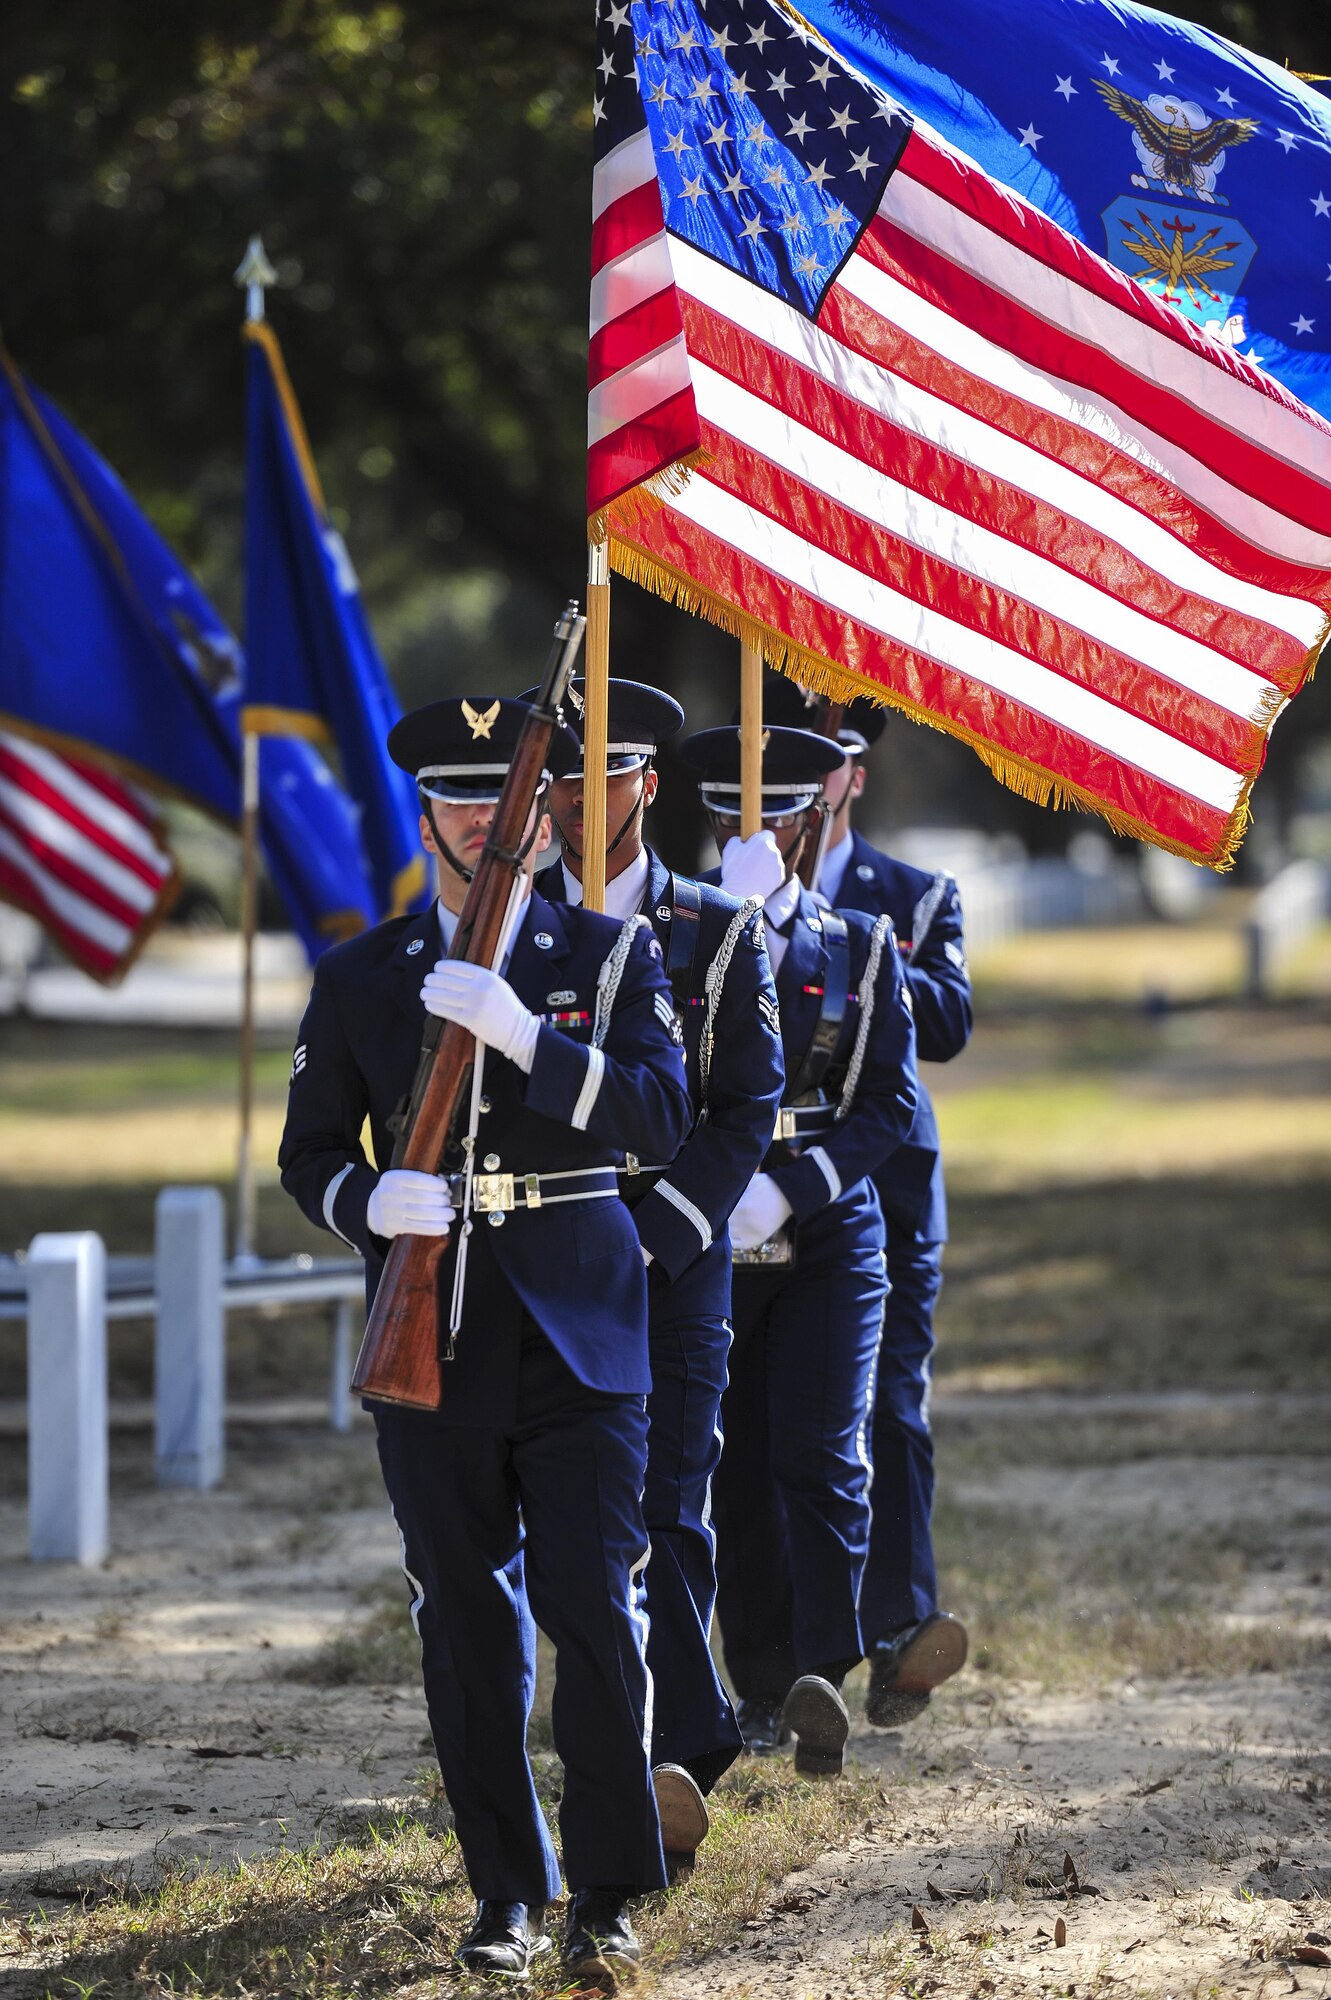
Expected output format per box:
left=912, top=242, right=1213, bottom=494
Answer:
left=1138, top=1777, right=1171, bottom=1796
left=1062, top=1852, right=1081, bottom=1892
left=1055, top=1917, right=1068, bottom=1948
left=1306, top=1932, right=1331, bottom=1947
left=911, top=1906, right=930, bottom=1934
left=1293, top=1947, right=1331, bottom=1967
left=926, top=1880, right=953, bottom=1902
left=1122, top=1938, right=1146, bottom=1955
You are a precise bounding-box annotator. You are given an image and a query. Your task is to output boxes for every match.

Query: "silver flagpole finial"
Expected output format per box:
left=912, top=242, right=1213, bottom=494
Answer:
left=234, top=235, right=278, bottom=323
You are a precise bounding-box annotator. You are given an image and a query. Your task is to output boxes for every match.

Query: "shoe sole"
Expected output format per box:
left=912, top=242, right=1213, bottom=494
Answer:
left=781, top=1678, right=849, bottom=1778
left=891, top=1616, right=969, bottom=1695
left=653, top=1764, right=709, bottom=1854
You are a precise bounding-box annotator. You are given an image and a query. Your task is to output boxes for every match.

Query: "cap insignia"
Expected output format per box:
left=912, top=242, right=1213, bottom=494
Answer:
left=461, top=698, right=501, bottom=741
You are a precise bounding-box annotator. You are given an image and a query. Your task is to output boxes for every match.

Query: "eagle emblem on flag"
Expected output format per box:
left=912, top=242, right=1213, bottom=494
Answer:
left=1094, top=83, right=1258, bottom=205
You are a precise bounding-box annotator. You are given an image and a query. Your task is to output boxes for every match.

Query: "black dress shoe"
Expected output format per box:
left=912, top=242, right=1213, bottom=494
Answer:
left=735, top=1696, right=790, bottom=1755
left=781, top=1675, right=850, bottom=1777
left=562, top=1888, right=641, bottom=1982
left=866, top=1611, right=969, bottom=1727
left=455, top=1899, right=549, bottom=1978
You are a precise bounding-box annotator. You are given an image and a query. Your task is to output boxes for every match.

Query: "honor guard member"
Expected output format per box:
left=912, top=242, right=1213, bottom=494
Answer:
left=522, top=675, right=785, bottom=1871
left=759, top=676, right=974, bottom=1727
left=680, top=724, right=918, bottom=1779
left=279, top=696, right=693, bottom=1981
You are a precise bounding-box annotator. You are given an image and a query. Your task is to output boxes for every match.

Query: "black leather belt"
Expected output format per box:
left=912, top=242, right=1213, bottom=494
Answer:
left=446, top=1165, right=620, bottom=1212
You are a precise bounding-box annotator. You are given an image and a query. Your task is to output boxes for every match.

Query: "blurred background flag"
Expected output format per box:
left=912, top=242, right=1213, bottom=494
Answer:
left=243, top=311, right=426, bottom=920
left=0, top=730, right=178, bottom=982
left=0, top=349, right=379, bottom=969
left=589, top=0, right=1331, bottom=868
left=797, top=0, right=1331, bottom=420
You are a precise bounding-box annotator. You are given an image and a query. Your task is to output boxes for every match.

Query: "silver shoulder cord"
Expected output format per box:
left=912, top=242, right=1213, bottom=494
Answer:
left=699, top=896, right=763, bottom=1106
left=592, top=912, right=652, bottom=1048
left=911, top=870, right=951, bottom=953
left=836, top=913, right=893, bottom=1122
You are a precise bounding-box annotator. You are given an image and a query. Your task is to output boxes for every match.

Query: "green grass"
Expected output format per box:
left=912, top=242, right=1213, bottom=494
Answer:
left=0, top=1769, right=880, bottom=2000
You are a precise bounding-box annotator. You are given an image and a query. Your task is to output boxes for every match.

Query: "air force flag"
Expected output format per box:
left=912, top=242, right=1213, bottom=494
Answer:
left=799, top=0, right=1331, bottom=421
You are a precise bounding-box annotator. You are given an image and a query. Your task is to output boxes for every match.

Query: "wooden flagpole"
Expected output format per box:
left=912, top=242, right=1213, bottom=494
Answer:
left=235, top=727, right=260, bottom=1263
left=583, top=540, right=611, bottom=911
left=739, top=639, right=763, bottom=839
left=233, top=236, right=277, bottom=1265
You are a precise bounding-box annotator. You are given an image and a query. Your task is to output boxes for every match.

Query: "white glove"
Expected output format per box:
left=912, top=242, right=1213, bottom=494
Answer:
left=420, top=960, right=541, bottom=1072
left=642, top=1247, right=654, bottom=1266
left=720, top=831, right=786, bottom=905
left=367, top=1169, right=456, bottom=1240
left=728, top=1172, right=793, bottom=1251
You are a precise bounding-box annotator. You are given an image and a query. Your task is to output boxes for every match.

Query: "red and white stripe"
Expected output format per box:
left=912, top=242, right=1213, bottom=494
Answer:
left=0, top=731, right=177, bottom=981
left=589, top=121, right=1331, bottom=863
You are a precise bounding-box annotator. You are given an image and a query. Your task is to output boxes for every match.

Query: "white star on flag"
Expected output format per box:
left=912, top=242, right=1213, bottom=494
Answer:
left=1018, top=122, right=1042, bottom=149
left=1055, top=76, right=1077, bottom=101
left=1100, top=53, right=1120, bottom=76
left=1313, top=192, right=1331, bottom=218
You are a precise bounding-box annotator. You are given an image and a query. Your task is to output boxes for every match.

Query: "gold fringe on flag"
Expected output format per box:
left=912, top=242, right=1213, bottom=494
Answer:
left=587, top=448, right=712, bottom=546
left=607, top=533, right=1329, bottom=873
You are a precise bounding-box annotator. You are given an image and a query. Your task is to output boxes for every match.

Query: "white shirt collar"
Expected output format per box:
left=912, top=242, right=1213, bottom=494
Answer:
left=435, top=876, right=532, bottom=968
left=763, top=872, right=801, bottom=934
left=559, top=846, right=650, bottom=923
left=818, top=828, right=853, bottom=907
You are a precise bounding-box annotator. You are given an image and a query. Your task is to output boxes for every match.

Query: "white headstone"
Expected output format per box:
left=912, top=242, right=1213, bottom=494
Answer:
left=154, top=1186, right=225, bottom=1489
left=27, top=1232, right=108, bottom=1564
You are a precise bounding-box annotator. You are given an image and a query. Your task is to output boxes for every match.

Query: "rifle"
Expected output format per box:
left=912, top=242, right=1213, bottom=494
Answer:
left=794, top=693, right=845, bottom=893
left=350, top=600, right=587, bottom=1409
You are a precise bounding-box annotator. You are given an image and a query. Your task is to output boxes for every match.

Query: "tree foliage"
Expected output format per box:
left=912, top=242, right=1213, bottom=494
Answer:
left=2, top=0, right=1327, bottom=859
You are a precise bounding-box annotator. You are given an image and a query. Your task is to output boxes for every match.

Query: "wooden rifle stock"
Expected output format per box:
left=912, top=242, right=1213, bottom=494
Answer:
left=350, top=601, right=586, bottom=1409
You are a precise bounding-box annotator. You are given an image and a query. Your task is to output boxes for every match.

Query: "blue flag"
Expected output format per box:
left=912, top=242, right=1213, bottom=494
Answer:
left=0, top=351, right=381, bottom=958
left=798, top=0, right=1331, bottom=420
left=244, top=322, right=426, bottom=921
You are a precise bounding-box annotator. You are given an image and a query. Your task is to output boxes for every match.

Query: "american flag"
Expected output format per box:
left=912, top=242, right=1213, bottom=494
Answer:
left=0, top=731, right=178, bottom=982
left=589, top=0, right=1331, bottom=866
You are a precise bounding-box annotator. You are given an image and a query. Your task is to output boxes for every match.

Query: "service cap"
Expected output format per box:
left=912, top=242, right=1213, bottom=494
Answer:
left=388, top=696, right=580, bottom=805
left=678, top=724, right=846, bottom=820
left=517, top=676, right=685, bottom=777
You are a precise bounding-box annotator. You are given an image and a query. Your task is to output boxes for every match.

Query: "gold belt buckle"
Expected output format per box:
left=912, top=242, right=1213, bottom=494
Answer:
left=472, top=1172, right=515, bottom=1213
left=776, top=1108, right=798, bottom=1141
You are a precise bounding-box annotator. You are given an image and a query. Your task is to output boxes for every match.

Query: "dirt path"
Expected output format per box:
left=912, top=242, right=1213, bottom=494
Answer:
left=3, top=1400, right=1329, bottom=1996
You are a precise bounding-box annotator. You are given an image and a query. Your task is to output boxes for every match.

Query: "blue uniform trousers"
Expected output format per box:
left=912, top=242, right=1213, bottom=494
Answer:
left=858, top=1233, right=944, bottom=1643
left=373, top=1323, right=666, bottom=1903
left=713, top=1237, right=887, bottom=1701
left=642, top=1290, right=742, bottom=1792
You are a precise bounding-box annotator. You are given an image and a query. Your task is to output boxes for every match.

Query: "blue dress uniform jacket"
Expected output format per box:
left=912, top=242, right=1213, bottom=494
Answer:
left=703, top=876, right=919, bottom=1700
left=279, top=887, right=693, bottom=1408
left=542, top=848, right=784, bottom=1791
left=831, top=830, right=972, bottom=1242
left=542, top=850, right=784, bottom=1311
left=831, top=829, right=972, bottom=1641
left=278, top=886, right=692, bottom=1906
